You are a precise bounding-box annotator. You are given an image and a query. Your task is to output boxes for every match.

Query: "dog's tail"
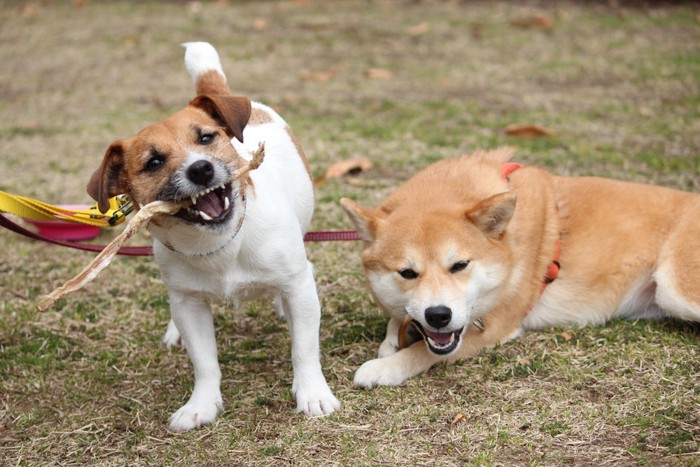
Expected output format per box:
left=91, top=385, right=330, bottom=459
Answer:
left=183, top=42, right=232, bottom=96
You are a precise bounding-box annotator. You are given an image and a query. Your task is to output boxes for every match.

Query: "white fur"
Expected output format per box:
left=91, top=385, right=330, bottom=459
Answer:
left=377, top=317, right=402, bottom=358
left=150, top=43, right=339, bottom=432
left=183, top=41, right=226, bottom=85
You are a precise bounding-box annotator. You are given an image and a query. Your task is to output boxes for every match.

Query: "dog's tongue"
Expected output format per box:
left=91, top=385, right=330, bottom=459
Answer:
left=423, top=328, right=453, bottom=345
left=195, top=192, right=224, bottom=219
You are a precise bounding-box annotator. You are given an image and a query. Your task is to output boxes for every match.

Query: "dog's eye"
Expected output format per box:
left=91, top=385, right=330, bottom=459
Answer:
left=398, top=268, right=419, bottom=280
left=449, top=261, right=470, bottom=274
left=144, top=152, right=166, bottom=172
left=198, top=132, right=217, bottom=145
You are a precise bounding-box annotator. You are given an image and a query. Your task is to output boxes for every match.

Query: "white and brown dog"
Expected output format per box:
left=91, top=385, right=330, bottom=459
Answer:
left=88, top=42, right=339, bottom=431
left=341, top=148, right=700, bottom=388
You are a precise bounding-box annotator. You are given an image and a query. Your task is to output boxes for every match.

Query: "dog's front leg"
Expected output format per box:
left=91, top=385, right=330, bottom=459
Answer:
left=354, top=340, right=441, bottom=388
left=377, top=316, right=403, bottom=358
left=167, top=291, right=223, bottom=432
left=281, top=260, right=340, bottom=417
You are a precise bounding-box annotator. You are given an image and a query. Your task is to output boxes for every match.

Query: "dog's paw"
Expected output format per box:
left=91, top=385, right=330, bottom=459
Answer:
left=353, top=357, right=408, bottom=389
left=377, top=339, right=398, bottom=358
left=293, top=380, right=340, bottom=417
left=162, top=320, right=184, bottom=349
left=168, top=396, right=223, bottom=432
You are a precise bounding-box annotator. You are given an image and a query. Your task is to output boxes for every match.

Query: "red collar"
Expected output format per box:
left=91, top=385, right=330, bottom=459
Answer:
left=501, top=162, right=560, bottom=290
left=501, top=162, right=523, bottom=181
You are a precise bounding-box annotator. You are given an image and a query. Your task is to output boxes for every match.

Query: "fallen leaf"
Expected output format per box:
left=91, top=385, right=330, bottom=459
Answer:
left=470, top=22, right=484, bottom=41
left=121, top=35, right=139, bottom=47
left=11, top=289, right=28, bottom=300
left=451, top=413, right=467, bottom=425
left=560, top=331, right=572, bottom=341
left=408, top=22, right=431, bottom=36
left=364, top=68, right=394, bottom=80
left=346, top=177, right=374, bottom=187
left=253, top=18, right=268, bottom=31
left=504, top=123, right=556, bottom=138
left=186, top=1, right=203, bottom=15
left=638, top=106, right=655, bottom=117
left=517, top=358, right=531, bottom=365
left=301, top=70, right=336, bottom=82
left=511, top=14, right=555, bottom=30
left=325, top=158, right=373, bottom=179
left=22, top=3, right=40, bottom=18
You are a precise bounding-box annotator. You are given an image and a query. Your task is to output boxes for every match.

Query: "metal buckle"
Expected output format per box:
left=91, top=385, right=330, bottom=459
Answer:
left=107, top=195, right=133, bottom=226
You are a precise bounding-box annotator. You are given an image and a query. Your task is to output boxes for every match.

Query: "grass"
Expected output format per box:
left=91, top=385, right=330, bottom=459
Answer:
left=1, top=0, right=699, bottom=465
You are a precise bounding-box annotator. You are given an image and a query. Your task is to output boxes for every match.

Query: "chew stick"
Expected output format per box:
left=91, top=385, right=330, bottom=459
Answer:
left=37, top=143, right=265, bottom=311
left=233, top=141, right=265, bottom=180
left=37, top=201, right=180, bottom=311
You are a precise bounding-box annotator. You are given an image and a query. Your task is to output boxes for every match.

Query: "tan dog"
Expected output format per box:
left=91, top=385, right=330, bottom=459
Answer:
left=341, top=148, right=700, bottom=387
left=88, top=42, right=339, bottom=431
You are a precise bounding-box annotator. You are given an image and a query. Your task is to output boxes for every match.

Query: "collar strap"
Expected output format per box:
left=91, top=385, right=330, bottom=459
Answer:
left=501, top=162, right=523, bottom=181
left=542, top=239, right=561, bottom=289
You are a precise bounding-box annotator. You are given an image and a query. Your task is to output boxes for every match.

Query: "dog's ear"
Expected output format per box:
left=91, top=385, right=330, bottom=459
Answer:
left=340, top=198, right=387, bottom=243
left=87, top=142, right=128, bottom=214
left=190, top=94, right=251, bottom=143
left=466, top=192, right=516, bottom=238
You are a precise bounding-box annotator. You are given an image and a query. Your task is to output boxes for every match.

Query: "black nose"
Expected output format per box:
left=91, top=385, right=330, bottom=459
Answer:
left=424, top=305, right=452, bottom=329
left=187, top=160, right=214, bottom=186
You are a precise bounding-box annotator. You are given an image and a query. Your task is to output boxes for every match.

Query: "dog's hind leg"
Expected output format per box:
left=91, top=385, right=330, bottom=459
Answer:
left=654, top=202, right=700, bottom=322
left=273, top=294, right=287, bottom=322
left=162, top=319, right=184, bottom=349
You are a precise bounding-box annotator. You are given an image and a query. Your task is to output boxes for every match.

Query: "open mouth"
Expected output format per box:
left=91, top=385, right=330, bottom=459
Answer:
left=410, top=320, right=464, bottom=355
left=175, top=183, right=235, bottom=225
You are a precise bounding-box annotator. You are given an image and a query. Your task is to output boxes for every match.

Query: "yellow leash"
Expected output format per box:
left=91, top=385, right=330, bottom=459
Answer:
left=0, top=191, right=132, bottom=227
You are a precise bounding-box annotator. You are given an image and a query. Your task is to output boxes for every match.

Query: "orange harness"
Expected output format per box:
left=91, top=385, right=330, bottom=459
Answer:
left=396, top=162, right=560, bottom=349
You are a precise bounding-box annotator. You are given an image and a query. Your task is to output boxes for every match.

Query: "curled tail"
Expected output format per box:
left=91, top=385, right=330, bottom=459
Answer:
left=182, top=41, right=231, bottom=96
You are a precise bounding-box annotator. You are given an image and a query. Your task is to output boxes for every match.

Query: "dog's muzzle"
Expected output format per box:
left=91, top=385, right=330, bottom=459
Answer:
left=411, top=320, right=464, bottom=355
left=175, top=182, right=235, bottom=225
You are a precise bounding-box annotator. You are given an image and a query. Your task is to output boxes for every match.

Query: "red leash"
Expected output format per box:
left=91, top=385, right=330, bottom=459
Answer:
left=0, top=213, right=360, bottom=257
left=303, top=230, right=361, bottom=242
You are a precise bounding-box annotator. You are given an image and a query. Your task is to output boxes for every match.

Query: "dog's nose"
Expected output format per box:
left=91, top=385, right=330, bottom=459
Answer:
left=187, top=160, right=214, bottom=186
left=424, top=305, right=452, bottom=329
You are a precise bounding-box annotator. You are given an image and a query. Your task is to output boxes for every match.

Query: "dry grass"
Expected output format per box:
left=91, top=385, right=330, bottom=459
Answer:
left=1, top=0, right=699, bottom=465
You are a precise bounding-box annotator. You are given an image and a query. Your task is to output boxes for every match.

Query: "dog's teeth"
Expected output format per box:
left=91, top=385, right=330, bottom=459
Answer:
left=198, top=210, right=213, bottom=221
left=219, top=184, right=225, bottom=190
left=191, top=196, right=197, bottom=205
left=224, top=196, right=230, bottom=210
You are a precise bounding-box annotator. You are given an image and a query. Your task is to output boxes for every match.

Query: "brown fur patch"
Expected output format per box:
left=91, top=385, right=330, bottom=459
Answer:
left=195, top=70, right=231, bottom=96
left=248, top=107, right=274, bottom=125
left=286, top=126, right=312, bottom=182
